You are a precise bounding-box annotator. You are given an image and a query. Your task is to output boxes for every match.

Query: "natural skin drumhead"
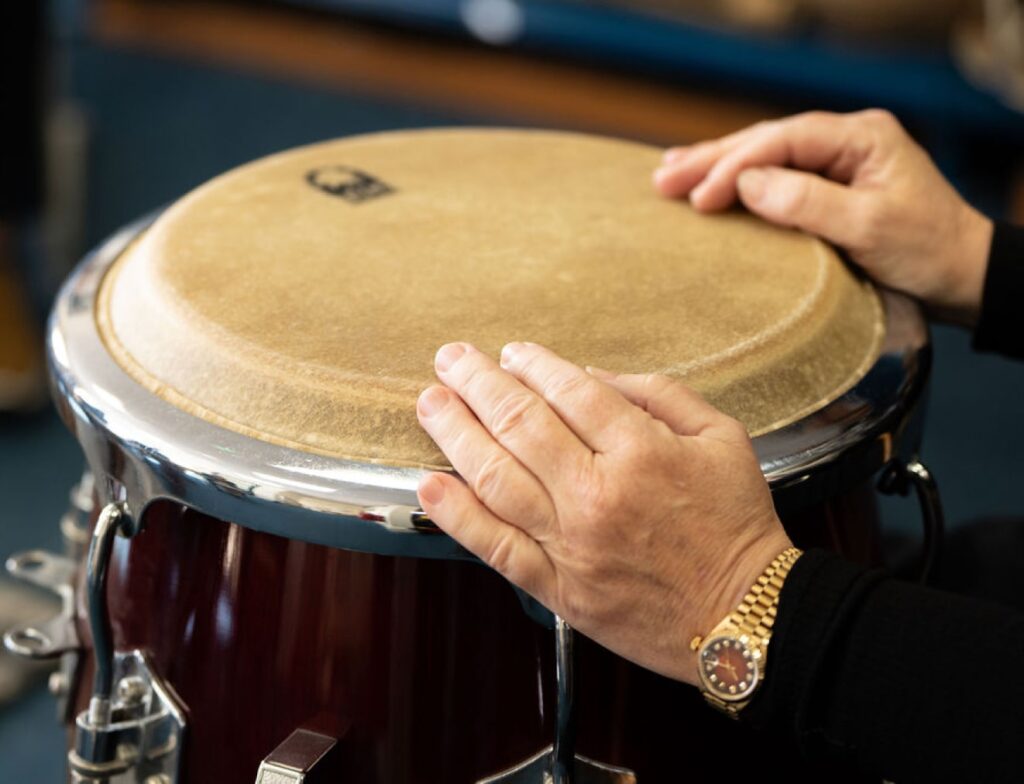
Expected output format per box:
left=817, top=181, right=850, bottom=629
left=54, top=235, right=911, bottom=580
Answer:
left=97, top=128, right=884, bottom=470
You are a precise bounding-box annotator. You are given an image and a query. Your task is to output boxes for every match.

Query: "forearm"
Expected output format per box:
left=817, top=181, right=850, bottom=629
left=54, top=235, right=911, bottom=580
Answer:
left=973, top=220, right=1024, bottom=360
left=743, top=549, right=1024, bottom=783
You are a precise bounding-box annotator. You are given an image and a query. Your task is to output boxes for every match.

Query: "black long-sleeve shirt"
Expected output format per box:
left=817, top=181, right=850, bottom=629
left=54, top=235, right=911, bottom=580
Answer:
left=743, top=221, right=1024, bottom=783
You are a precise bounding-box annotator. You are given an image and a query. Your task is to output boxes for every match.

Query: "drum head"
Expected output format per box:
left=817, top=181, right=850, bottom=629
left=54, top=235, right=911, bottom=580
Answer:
left=96, top=129, right=883, bottom=470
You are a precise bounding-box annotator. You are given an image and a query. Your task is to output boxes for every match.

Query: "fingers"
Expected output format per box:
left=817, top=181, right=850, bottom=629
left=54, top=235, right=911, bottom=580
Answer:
left=418, top=472, right=555, bottom=597
left=735, top=166, right=875, bottom=250
left=433, top=343, right=590, bottom=483
left=587, top=368, right=748, bottom=445
left=417, top=385, right=556, bottom=533
left=654, top=112, right=868, bottom=210
left=499, top=342, right=643, bottom=453
left=655, top=124, right=764, bottom=198
left=689, top=113, right=864, bottom=211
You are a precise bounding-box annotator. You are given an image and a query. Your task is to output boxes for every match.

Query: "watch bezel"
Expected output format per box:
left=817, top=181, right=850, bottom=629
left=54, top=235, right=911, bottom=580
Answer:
left=697, top=632, right=761, bottom=703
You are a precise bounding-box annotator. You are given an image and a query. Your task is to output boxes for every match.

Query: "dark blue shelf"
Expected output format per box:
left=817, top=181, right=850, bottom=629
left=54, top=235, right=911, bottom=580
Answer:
left=286, top=0, right=1024, bottom=141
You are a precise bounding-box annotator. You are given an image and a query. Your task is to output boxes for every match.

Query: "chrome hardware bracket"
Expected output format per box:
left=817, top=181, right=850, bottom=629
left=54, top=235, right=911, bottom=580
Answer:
left=66, top=501, right=186, bottom=782
left=478, top=617, right=636, bottom=784
left=878, top=456, right=945, bottom=583
left=255, top=729, right=343, bottom=783
left=68, top=649, right=185, bottom=783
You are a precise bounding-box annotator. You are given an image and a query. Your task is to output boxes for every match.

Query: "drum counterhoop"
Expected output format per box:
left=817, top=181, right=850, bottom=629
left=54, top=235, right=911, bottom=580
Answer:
left=50, top=213, right=930, bottom=556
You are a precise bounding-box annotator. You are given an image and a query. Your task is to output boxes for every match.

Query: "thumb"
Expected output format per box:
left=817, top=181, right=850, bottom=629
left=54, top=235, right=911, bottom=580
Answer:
left=737, top=166, right=871, bottom=250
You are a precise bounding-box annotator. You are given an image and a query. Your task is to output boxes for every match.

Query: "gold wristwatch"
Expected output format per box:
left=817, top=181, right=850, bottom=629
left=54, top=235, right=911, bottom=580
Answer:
left=690, top=546, right=803, bottom=718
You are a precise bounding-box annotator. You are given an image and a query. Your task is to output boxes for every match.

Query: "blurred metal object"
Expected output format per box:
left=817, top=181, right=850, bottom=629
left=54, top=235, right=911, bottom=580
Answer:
left=3, top=548, right=79, bottom=719
left=0, top=578, right=60, bottom=706
left=3, top=471, right=93, bottom=719
left=61, top=470, right=95, bottom=561
left=3, top=550, right=79, bottom=660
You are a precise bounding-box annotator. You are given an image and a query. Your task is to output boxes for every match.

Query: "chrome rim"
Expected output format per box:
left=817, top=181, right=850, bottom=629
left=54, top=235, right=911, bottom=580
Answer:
left=49, top=215, right=929, bottom=554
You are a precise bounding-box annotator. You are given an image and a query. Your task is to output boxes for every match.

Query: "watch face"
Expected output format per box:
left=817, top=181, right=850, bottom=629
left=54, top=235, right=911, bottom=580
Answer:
left=698, top=635, right=759, bottom=701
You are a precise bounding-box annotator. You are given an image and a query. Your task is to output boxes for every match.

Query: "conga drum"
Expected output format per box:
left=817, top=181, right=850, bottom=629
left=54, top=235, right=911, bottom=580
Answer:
left=4, top=129, right=940, bottom=783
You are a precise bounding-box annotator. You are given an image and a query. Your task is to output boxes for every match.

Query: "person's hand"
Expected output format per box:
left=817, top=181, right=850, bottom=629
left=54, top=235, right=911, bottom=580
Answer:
left=415, top=341, right=792, bottom=686
left=654, top=109, right=993, bottom=326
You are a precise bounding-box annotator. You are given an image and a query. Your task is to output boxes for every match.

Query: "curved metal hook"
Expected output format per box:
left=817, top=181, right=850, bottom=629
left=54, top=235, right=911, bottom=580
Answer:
left=879, top=457, right=945, bottom=583
left=84, top=502, right=128, bottom=727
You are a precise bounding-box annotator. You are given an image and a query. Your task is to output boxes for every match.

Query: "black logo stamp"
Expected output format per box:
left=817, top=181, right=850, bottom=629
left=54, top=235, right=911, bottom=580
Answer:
left=305, top=166, right=395, bottom=204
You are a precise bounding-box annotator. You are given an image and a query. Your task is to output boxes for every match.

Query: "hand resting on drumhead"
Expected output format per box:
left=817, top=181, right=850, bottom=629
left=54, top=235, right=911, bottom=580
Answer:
left=415, top=341, right=792, bottom=687
left=654, top=109, right=993, bottom=327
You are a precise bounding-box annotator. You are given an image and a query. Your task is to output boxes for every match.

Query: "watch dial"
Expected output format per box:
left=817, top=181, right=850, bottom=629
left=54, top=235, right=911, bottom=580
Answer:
left=699, top=636, right=758, bottom=701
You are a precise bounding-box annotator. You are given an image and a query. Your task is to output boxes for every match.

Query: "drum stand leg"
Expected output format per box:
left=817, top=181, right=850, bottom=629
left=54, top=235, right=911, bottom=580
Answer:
left=879, top=457, right=945, bottom=584
left=553, top=616, right=576, bottom=784
left=477, top=617, right=636, bottom=784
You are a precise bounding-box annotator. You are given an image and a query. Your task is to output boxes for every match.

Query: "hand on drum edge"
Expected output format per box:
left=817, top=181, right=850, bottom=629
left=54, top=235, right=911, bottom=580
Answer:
left=654, top=109, right=994, bottom=327
left=415, top=341, right=792, bottom=688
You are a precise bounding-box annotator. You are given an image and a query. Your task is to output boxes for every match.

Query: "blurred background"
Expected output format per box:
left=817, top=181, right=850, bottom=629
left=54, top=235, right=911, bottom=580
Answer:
left=2, top=0, right=1024, bottom=777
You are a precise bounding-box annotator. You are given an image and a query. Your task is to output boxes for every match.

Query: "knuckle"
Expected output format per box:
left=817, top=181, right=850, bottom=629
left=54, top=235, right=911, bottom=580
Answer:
left=458, top=359, right=489, bottom=396
left=860, top=108, right=900, bottom=133
left=473, top=450, right=511, bottom=503
left=485, top=530, right=519, bottom=578
left=640, top=373, right=676, bottom=403
left=800, top=109, right=831, bottom=123
left=488, top=392, right=537, bottom=440
left=545, top=369, right=591, bottom=402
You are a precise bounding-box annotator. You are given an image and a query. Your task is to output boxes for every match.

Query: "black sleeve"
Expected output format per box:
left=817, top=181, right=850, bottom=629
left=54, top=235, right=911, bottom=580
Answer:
left=973, top=220, right=1024, bottom=360
left=742, top=549, right=1024, bottom=783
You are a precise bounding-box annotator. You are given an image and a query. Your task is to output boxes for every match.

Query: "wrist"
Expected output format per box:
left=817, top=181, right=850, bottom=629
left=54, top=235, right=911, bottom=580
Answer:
left=686, top=527, right=794, bottom=673
left=936, top=206, right=992, bottom=328
left=690, top=544, right=803, bottom=716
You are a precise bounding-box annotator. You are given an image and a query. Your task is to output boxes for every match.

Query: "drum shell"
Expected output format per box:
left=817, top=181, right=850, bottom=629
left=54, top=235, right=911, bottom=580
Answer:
left=69, top=484, right=880, bottom=783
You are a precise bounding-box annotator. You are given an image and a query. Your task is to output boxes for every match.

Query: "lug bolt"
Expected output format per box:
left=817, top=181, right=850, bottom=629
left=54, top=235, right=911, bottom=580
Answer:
left=117, top=675, right=148, bottom=706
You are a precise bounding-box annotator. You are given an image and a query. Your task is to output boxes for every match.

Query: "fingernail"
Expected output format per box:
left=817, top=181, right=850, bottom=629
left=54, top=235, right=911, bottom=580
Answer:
left=500, top=342, right=525, bottom=368
left=435, top=343, right=468, bottom=373
left=737, top=168, right=767, bottom=203
left=585, top=365, right=616, bottom=380
left=418, top=386, right=449, bottom=417
left=653, top=165, right=674, bottom=186
left=662, top=146, right=688, bottom=163
left=419, top=475, right=445, bottom=506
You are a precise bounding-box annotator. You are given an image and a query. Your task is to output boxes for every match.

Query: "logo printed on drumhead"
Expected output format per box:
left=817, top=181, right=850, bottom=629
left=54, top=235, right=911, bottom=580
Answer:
left=305, top=166, right=395, bottom=203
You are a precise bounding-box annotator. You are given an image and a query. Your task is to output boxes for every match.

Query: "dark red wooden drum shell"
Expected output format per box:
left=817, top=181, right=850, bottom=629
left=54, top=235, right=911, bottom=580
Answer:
left=68, top=489, right=880, bottom=783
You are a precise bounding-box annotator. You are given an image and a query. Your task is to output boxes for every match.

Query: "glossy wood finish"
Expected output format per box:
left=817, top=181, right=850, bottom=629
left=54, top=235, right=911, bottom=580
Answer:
left=70, top=484, right=879, bottom=783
